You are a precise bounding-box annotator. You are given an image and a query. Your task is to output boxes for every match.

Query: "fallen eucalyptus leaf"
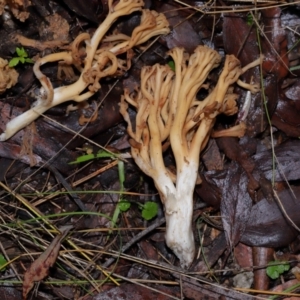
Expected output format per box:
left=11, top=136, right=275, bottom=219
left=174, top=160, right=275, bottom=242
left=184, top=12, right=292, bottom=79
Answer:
left=22, top=225, right=72, bottom=299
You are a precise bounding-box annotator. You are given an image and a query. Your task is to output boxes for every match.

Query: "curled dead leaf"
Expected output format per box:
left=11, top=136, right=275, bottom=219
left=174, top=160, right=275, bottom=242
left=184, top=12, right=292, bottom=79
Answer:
left=22, top=225, right=72, bottom=300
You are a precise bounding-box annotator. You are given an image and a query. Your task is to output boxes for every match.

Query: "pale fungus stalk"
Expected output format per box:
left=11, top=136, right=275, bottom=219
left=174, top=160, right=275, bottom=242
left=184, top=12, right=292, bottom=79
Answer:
left=0, top=0, right=170, bottom=141
left=120, top=45, right=262, bottom=268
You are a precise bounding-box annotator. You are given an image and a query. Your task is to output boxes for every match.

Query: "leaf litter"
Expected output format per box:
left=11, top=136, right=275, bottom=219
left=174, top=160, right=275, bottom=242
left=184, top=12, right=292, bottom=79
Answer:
left=0, top=0, right=300, bottom=299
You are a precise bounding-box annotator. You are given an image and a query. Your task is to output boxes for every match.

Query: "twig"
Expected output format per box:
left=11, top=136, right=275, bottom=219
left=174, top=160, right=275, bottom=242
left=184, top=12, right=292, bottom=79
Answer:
left=46, top=165, right=88, bottom=212
left=102, top=216, right=166, bottom=269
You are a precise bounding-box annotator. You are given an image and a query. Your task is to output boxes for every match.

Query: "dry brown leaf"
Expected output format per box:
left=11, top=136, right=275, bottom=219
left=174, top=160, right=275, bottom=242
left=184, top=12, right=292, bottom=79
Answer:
left=22, top=225, right=72, bottom=300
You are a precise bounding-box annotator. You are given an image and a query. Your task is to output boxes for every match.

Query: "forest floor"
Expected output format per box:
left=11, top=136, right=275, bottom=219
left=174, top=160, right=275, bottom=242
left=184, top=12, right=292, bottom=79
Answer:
left=0, top=0, right=300, bottom=299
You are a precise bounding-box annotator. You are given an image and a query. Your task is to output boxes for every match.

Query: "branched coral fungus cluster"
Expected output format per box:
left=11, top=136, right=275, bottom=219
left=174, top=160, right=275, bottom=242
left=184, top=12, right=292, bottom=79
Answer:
left=120, top=45, right=262, bottom=268
left=0, top=0, right=169, bottom=141
left=0, top=0, right=263, bottom=269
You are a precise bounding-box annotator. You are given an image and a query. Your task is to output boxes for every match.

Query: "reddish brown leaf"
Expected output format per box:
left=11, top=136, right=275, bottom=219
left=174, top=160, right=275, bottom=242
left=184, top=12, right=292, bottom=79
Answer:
left=216, top=136, right=257, bottom=177
left=234, top=243, right=253, bottom=269
left=272, top=91, right=300, bottom=137
left=260, top=8, right=289, bottom=81
left=22, top=226, right=72, bottom=300
left=195, top=173, right=222, bottom=209
left=223, top=13, right=259, bottom=65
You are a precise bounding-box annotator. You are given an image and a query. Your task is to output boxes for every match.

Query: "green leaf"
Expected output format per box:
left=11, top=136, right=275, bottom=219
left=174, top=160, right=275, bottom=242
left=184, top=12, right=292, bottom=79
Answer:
left=246, top=14, right=253, bottom=26
left=118, top=201, right=131, bottom=212
left=16, top=47, right=26, bottom=57
left=0, top=254, right=7, bottom=272
left=266, top=261, right=290, bottom=280
left=68, top=154, right=96, bottom=164
left=25, top=58, right=34, bottom=64
left=168, top=60, right=175, bottom=71
left=95, top=150, right=117, bottom=159
left=69, top=149, right=116, bottom=164
left=9, top=57, right=20, bottom=67
left=19, top=57, right=25, bottom=64
left=141, top=201, right=158, bottom=221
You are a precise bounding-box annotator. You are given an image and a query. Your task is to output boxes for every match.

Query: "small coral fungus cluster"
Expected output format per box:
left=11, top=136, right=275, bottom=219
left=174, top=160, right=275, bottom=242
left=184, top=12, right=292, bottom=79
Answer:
left=0, top=57, right=18, bottom=94
left=0, top=0, right=31, bottom=22
left=0, top=0, right=169, bottom=141
left=120, top=45, right=262, bottom=268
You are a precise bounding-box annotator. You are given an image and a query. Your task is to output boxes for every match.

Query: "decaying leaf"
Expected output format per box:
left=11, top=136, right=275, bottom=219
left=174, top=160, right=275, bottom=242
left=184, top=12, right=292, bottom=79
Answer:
left=22, top=225, right=72, bottom=299
left=260, top=8, right=289, bottom=81
left=157, top=2, right=202, bottom=53
left=223, top=13, right=259, bottom=66
left=220, top=163, right=252, bottom=248
left=61, top=0, right=103, bottom=23
left=254, top=140, right=300, bottom=182
left=272, top=93, right=300, bottom=138
left=241, top=187, right=300, bottom=247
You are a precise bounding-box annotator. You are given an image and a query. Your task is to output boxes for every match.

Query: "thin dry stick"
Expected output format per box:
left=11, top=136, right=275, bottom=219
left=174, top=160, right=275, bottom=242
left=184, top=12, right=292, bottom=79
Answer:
left=102, top=216, right=167, bottom=269
left=174, top=0, right=300, bottom=14
left=32, top=160, right=119, bottom=206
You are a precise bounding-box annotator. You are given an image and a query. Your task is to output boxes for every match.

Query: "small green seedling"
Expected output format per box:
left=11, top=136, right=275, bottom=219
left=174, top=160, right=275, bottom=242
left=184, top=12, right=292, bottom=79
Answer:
left=140, top=201, right=158, bottom=221
left=266, top=260, right=290, bottom=280
left=110, top=160, right=127, bottom=232
left=0, top=254, right=7, bottom=272
left=69, top=149, right=116, bottom=164
left=9, top=47, right=34, bottom=67
left=118, top=200, right=131, bottom=212
left=70, top=149, right=159, bottom=222
left=118, top=200, right=158, bottom=220
left=246, top=13, right=254, bottom=26
left=168, top=60, right=175, bottom=71
left=114, top=161, right=158, bottom=220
